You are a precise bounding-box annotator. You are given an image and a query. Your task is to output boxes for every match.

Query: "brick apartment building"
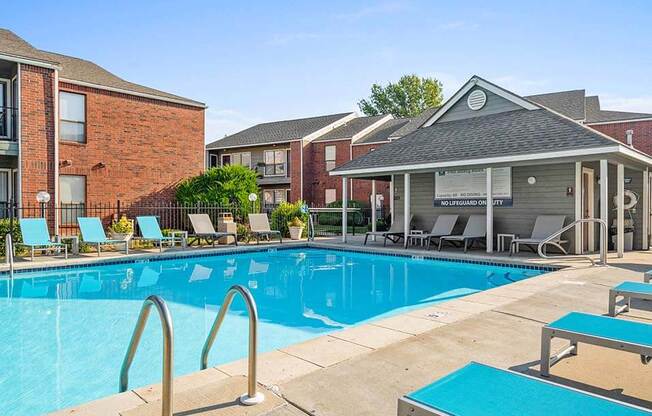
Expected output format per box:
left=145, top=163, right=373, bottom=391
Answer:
left=0, top=29, right=205, bottom=227
left=206, top=88, right=652, bottom=217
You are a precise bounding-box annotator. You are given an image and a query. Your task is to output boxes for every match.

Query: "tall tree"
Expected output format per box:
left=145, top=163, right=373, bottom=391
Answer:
left=358, top=74, right=444, bottom=118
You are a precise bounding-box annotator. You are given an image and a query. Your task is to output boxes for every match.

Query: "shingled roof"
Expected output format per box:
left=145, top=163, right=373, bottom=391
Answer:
left=526, top=89, right=586, bottom=120
left=0, top=29, right=205, bottom=107
left=332, top=108, right=620, bottom=174
left=312, top=115, right=387, bottom=142
left=206, top=112, right=354, bottom=149
left=585, top=95, right=652, bottom=124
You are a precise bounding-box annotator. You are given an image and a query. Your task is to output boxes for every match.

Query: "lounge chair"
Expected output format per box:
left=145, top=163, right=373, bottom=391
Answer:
left=17, top=218, right=68, bottom=260
left=406, top=215, right=458, bottom=249
left=248, top=213, right=282, bottom=244
left=77, top=217, right=129, bottom=256
left=609, top=281, right=652, bottom=316
left=398, top=361, right=652, bottom=415
left=187, top=214, right=238, bottom=246
left=136, top=216, right=186, bottom=251
left=645, top=270, right=652, bottom=283
left=510, top=215, right=567, bottom=255
left=364, top=214, right=413, bottom=246
left=438, top=215, right=486, bottom=252
left=540, top=311, right=652, bottom=377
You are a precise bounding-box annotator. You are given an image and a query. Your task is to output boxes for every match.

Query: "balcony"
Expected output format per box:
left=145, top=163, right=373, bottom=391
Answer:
left=0, top=106, right=17, bottom=141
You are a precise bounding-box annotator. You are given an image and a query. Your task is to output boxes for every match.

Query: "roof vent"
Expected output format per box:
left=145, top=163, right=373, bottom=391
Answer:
left=626, top=129, right=634, bottom=147
left=467, top=89, right=487, bottom=111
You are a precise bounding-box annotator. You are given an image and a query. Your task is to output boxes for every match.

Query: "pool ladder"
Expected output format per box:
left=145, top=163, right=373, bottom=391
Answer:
left=119, top=285, right=262, bottom=416
left=5, top=233, right=14, bottom=279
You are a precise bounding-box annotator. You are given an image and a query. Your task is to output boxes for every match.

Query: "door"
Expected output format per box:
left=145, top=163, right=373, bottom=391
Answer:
left=581, top=167, right=595, bottom=252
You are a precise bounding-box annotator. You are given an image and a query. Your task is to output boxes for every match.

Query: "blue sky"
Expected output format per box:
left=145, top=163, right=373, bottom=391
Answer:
left=5, top=0, right=652, bottom=142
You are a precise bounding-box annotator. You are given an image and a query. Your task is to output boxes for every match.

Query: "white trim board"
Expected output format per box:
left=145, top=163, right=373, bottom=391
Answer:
left=0, top=53, right=61, bottom=70
left=423, top=76, right=539, bottom=127
left=303, top=113, right=356, bottom=142
left=206, top=139, right=301, bottom=150
left=586, top=117, right=652, bottom=126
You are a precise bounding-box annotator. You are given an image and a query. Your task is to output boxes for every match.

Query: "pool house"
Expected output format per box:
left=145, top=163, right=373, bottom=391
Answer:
left=331, top=76, right=652, bottom=257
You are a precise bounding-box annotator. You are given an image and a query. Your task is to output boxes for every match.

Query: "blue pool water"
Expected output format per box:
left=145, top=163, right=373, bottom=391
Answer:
left=0, top=248, right=546, bottom=415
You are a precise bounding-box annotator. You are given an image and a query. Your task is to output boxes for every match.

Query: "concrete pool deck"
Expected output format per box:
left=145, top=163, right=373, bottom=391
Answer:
left=39, top=242, right=652, bottom=415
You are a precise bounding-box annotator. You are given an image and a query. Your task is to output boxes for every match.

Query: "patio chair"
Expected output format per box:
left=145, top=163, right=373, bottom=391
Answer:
left=398, top=361, right=652, bottom=416
left=248, top=213, right=282, bottom=244
left=136, top=216, right=186, bottom=252
left=608, top=281, right=652, bottom=316
left=406, top=215, right=458, bottom=249
left=364, top=214, right=413, bottom=246
left=437, top=215, right=486, bottom=252
left=17, top=218, right=68, bottom=261
left=187, top=214, right=238, bottom=247
left=510, top=215, right=567, bottom=256
left=77, top=217, right=129, bottom=256
left=540, top=311, right=652, bottom=377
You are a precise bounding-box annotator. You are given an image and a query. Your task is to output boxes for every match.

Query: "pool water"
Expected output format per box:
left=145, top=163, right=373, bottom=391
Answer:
left=0, top=248, right=546, bottom=415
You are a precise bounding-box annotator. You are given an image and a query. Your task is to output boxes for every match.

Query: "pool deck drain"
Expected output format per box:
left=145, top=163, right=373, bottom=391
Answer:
left=46, top=246, right=652, bottom=415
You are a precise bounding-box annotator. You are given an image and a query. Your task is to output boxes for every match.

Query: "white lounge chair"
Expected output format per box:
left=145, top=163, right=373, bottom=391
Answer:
left=608, top=281, right=652, bottom=316
left=364, top=214, right=413, bottom=246
left=438, top=215, right=486, bottom=252
left=510, top=215, right=567, bottom=255
left=406, top=215, right=458, bottom=249
left=248, top=213, right=282, bottom=244
left=188, top=214, right=237, bottom=246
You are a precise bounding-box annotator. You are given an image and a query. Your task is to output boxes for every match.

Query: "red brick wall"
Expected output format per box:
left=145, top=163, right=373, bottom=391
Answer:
left=289, top=140, right=303, bottom=202
left=351, top=143, right=391, bottom=211
left=589, top=120, right=652, bottom=155
left=57, top=82, right=205, bottom=205
left=20, top=64, right=56, bottom=205
left=310, top=140, right=351, bottom=206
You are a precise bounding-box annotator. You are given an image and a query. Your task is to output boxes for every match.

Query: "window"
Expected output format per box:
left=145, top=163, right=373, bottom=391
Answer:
left=325, top=189, right=336, bottom=204
left=221, top=152, right=251, bottom=168
left=325, top=145, right=336, bottom=171
left=59, top=175, right=86, bottom=225
left=263, top=189, right=289, bottom=206
left=0, top=80, right=8, bottom=138
left=264, top=150, right=286, bottom=176
left=209, top=154, right=219, bottom=168
left=60, top=92, right=86, bottom=143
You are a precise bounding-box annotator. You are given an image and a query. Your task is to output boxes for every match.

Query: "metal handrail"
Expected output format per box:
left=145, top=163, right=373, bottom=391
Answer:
left=120, top=295, right=174, bottom=416
left=200, top=285, right=264, bottom=405
left=308, top=214, right=315, bottom=241
left=5, top=233, right=14, bottom=279
left=537, top=218, right=608, bottom=266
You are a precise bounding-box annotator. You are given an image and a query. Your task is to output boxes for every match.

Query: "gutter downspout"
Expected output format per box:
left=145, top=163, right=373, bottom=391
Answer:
left=53, top=69, right=60, bottom=232
left=16, top=64, right=22, bottom=210
left=300, top=139, right=304, bottom=201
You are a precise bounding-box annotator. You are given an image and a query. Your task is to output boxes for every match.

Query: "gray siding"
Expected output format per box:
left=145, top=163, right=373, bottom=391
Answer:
left=393, top=164, right=576, bottom=251
left=210, top=145, right=292, bottom=180
left=437, top=86, right=523, bottom=123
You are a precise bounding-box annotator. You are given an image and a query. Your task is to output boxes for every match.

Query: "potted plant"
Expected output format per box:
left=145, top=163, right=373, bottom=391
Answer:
left=109, top=215, right=134, bottom=241
left=287, top=216, right=305, bottom=240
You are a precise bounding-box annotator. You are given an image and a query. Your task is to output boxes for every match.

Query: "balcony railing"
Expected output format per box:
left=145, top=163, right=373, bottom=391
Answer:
left=0, top=107, right=17, bottom=141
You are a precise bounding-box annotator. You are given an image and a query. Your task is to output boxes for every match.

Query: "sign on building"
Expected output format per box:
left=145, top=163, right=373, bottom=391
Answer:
left=434, top=167, right=512, bottom=207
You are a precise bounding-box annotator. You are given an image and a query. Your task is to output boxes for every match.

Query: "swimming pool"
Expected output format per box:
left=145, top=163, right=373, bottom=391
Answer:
left=0, top=247, right=547, bottom=415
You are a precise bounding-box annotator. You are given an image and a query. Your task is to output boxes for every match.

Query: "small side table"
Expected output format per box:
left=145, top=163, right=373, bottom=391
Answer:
left=409, top=230, right=424, bottom=247
left=497, top=233, right=518, bottom=253
left=169, top=230, right=188, bottom=248
left=59, top=235, right=79, bottom=255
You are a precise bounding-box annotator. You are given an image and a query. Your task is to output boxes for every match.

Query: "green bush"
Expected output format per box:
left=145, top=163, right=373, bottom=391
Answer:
left=319, top=200, right=366, bottom=226
left=0, top=219, right=22, bottom=256
left=270, top=201, right=309, bottom=237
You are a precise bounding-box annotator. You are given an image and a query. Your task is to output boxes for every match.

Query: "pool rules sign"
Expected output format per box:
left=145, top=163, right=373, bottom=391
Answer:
left=434, top=168, right=513, bottom=207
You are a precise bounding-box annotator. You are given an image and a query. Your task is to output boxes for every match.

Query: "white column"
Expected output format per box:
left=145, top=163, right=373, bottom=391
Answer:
left=341, top=177, right=348, bottom=243
left=600, top=160, right=608, bottom=255
left=403, top=173, right=410, bottom=248
left=390, top=174, right=395, bottom=224
left=371, top=179, right=377, bottom=242
left=574, top=162, right=582, bottom=254
left=617, top=163, right=624, bottom=257
left=486, top=167, right=493, bottom=253
left=643, top=169, right=649, bottom=250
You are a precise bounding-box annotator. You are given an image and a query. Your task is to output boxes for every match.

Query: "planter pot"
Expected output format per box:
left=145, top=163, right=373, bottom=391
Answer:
left=109, top=231, right=133, bottom=241
left=288, top=226, right=304, bottom=240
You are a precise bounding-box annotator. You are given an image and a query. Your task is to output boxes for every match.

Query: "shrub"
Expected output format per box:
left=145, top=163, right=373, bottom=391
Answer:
left=270, top=201, right=309, bottom=237
left=109, top=215, right=133, bottom=234
left=0, top=219, right=21, bottom=256
left=287, top=216, right=305, bottom=228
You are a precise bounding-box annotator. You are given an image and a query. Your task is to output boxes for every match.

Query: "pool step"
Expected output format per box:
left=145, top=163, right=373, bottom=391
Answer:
left=123, top=375, right=286, bottom=416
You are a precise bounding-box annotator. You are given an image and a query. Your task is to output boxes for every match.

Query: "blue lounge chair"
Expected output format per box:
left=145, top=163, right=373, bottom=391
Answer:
left=398, top=362, right=652, bottom=415
left=136, top=216, right=186, bottom=252
left=540, top=311, right=652, bottom=377
left=17, top=218, right=68, bottom=261
left=77, top=217, right=129, bottom=256
left=609, top=281, right=652, bottom=316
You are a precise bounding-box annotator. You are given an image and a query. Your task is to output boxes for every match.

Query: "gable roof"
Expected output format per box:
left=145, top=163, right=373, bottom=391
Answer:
left=354, top=119, right=411, bottom=144
left=584, top=95, right=652, bottom=124
left=0, top=29, right=205, bottom=108
left=331, top=108, right=624, bottom=175
left=391, top=107, right=439, bottom=137
left=526, top=89, right=586, bottom=121
left=206, top=112, right=354, bottom=149
left=312, top=115, right=388, bottom=142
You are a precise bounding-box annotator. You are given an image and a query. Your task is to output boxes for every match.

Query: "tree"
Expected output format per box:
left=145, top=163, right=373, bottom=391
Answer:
left=175, top=165, right=259, bottom=215
left=358, top=74, right=444, bottom=118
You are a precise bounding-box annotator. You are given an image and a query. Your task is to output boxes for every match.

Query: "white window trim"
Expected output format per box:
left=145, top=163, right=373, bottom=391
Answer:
left=59, top=90, right=86, bottom=143
left=221, top=151, right=252, bottom=168
left=325, top=145, right=337, bottom=171
left=0, top=78, right=12, bottom=139
left=263, top=149, right=288, bottom=177
left=209, top=154, right=219, bottom=168
left=325, top=188, right=337, bottom=204
left=0, top=168, right=13, bottom=202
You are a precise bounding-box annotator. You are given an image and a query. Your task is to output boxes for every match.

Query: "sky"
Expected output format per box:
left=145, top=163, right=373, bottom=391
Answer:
left=5, top=1, right=652, bottom=143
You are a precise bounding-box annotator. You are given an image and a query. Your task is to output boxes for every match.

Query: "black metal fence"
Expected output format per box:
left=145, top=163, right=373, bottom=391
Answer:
left=309, top=206, right=389, bottom=237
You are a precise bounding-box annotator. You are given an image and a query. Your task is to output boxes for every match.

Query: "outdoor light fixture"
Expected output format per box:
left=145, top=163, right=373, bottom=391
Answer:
left=527, top=176, right=536, bottom=185
left=566, top=186, right=574, bottom=196
left=36, top=191, right=51, bottom=204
